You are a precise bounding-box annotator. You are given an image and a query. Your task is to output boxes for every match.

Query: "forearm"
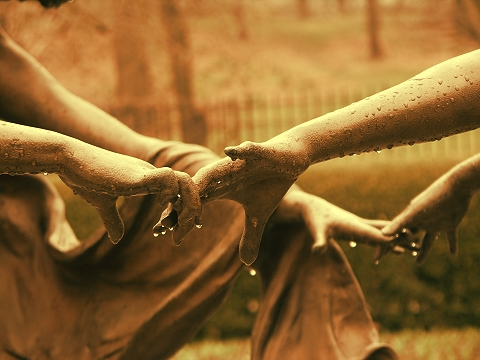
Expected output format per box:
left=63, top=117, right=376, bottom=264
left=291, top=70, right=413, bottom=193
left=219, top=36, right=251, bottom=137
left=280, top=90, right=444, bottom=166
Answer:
left=0, top=28, right=161, bottom=161
left=0, top=120, right=69, bottom=175
left=266, top=50, right=480, bottom=165
left=441, top=153, right=480, bottom=196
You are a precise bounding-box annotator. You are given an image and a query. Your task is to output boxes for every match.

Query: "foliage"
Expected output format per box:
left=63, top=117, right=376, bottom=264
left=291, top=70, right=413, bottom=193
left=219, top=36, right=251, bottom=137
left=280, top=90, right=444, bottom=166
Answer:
left=172, top=328, right=480, bottom=360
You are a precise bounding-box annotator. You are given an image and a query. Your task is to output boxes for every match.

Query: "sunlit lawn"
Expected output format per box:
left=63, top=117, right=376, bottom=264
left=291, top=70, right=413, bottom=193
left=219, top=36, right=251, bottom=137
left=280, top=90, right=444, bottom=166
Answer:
left=172, top=328, right=480, bottom=360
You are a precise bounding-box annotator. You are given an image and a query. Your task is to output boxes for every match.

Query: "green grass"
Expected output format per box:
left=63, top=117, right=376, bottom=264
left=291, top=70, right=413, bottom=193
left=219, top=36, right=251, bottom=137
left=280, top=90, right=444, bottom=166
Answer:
left=172, top=328, right=480, bottom=360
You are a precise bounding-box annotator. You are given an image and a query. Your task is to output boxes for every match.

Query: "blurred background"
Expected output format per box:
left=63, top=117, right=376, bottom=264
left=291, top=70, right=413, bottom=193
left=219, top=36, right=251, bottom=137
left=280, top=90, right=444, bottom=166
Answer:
left=2, top=0, right=480, bottom=358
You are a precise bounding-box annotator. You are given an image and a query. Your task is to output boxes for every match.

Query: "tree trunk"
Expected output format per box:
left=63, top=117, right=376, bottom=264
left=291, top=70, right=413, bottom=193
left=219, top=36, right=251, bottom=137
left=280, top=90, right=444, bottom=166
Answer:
left=298, top=0, right=310, bottom=19
left=453, top=0, right=480, bottom=44
left=160, top=0, right=206, bottom=146
left=366, top=0, right=383, bottom=59
left=113, top=0, right=153, bottom=100
left=233, top=0, right=248, bottom=40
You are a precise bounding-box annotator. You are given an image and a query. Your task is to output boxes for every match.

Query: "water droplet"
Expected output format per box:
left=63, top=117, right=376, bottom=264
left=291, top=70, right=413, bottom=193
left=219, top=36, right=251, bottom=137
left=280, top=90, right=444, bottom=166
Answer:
left=412, top=251, right=418, bottom=257
left=177, top=194, right=181, bottom=198
left=350, top=110, right=356, bottom=114
left=252, top=217, right=258, bottom=227
left=410, top=96, right=416, bottom=101
left=388, top=113, right=394, bottom=118
left=153, top=232, right=160, bottom=237
left=375, top=260, right=380, bottom=265
left=402, top=228, right=408, bottom=233
left=438, top=79, right=443, bottom=85
left=43, top=172, right=48, bottom=176
left=411, top=242, right=417, bottom=248
left=349, top=241, right=357, bottom=248
left=454, top=74, right=458, bottom=78
left=377, top=105, right=382, bottom=111
left=365, top=112, right=369, bottom=118
left=455, top=85, right=459, bottom=91
left=196, top=224, right=203, bottom=229
left=161, top=229, right=167, bottom=235
left=403, top=103, right=408, bottom=108
left=450, top=98, right=455, bottom=103
left=168, top=227, right=174, bottom=231
left=249, top=269, right=257, bottom=276
left=217, top=180, right=221, bottom=184
left=443, top=92, right=447, bottom=96
left=465, top=76, right=470, bottom=82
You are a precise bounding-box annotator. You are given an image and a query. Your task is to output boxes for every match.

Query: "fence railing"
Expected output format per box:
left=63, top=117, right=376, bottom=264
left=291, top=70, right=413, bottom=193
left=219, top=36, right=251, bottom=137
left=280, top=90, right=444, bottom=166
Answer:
left=107, top=86, right=480, bottom=166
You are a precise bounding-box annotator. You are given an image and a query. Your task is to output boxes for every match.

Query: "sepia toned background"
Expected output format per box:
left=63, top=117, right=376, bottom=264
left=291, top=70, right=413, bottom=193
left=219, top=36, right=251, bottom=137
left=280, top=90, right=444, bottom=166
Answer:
left=2, top=0, right=480, bottom=358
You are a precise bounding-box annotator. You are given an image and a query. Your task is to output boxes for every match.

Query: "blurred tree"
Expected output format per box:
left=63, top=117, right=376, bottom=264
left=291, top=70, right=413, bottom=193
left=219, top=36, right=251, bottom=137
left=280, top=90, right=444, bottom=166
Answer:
left=297, top=0, right=310, bottom=19
left=160, top=0, right=207, bottom=145
left=113, top=0, right=153, bottom=100
left=453, top=0, right=480, bottom=43
left=233, top=0, right=248, bottom=40
left=366, top=0, right=383, bottom=59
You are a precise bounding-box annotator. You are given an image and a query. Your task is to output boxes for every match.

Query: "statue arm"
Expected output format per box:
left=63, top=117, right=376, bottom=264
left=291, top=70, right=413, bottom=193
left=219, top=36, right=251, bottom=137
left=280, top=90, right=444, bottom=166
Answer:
left=188, top=50, right=480, bottom=265
left=382, top=152, right=480, bottom=264
left=226, top=49, right=480, bottom=172
left=0, top=29, right=201, bottom=243
left=0, top=28, right=161, bottom=162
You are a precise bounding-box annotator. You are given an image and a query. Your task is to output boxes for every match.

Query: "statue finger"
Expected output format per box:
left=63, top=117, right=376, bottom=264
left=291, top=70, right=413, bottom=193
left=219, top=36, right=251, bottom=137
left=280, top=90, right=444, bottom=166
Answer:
left=175, top=171, right=201, bottom=227
left=311, top=228, right=328, bottom=253
left=446, top=228, right=458, bottom=255
left=381, top=207, right=413, bottom=236
left=416, top=232, right=437, bottom=265
left=224, top=141, right=259, bottom=161
left=97, top=201, right=125, bottom=244
left=172, top=217, right=195, bottom=246
left=235, top=179, right=292, bottom=266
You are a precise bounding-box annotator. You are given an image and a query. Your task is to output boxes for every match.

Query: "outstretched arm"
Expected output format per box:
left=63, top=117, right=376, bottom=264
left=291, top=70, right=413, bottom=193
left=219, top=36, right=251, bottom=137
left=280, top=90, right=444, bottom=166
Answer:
left=382, top=153, right=480, bottom=264
left=0, top=28, right=160, bottom=161
left=184, top=50, right=480, bottom=264
left=270, top=186, right=415, bottom=262
left=0, top=29, right=200, bottom=243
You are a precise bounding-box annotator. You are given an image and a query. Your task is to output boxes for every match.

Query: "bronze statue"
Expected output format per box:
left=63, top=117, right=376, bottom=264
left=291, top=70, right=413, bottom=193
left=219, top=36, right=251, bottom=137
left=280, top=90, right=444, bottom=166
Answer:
left=0, top=11, right=398, bottom=360
left=177, top=49, right=480, bottom=265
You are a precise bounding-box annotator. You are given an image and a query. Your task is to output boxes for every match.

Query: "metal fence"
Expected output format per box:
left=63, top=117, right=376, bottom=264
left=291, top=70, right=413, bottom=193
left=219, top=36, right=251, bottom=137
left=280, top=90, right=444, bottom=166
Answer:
left=108, top=85, right=480, bottom=166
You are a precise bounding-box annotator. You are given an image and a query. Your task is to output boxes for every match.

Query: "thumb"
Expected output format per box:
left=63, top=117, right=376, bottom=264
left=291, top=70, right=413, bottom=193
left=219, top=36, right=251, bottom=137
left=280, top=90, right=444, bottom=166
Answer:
left=382, top=216, right=407, bottom=236
left=225, top=141, right=259, bottom=161
left=311, top=230, right=328, bottom=253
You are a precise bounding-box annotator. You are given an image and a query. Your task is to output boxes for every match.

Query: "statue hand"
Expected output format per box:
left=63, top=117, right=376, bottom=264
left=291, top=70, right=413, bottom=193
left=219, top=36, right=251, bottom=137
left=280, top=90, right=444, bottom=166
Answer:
left=156, top=149, right=302, bottom=266
left=60, top=150, right=200, bottom=244
left=273, top=188, right=415, bottom=262
left=382, top=175, right=471, bottom=264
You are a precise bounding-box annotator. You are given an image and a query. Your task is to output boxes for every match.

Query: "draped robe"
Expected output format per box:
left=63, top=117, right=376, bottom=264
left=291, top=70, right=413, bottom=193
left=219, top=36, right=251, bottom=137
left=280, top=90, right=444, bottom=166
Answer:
left=0, top=141, right=396, bottom=360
